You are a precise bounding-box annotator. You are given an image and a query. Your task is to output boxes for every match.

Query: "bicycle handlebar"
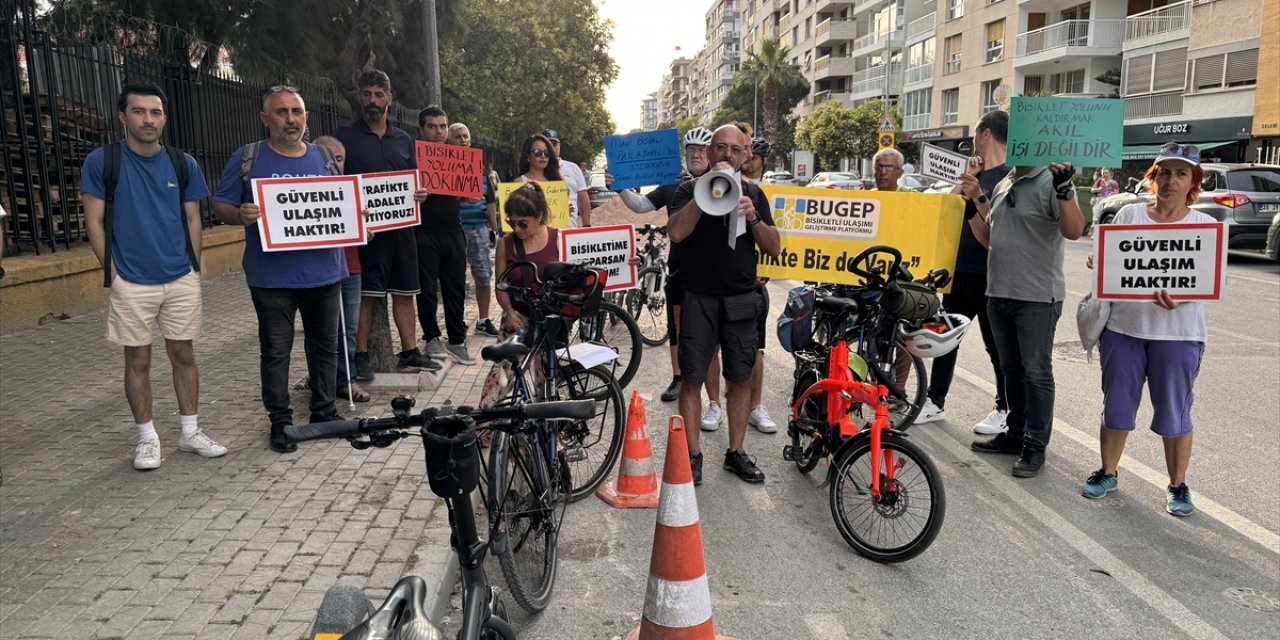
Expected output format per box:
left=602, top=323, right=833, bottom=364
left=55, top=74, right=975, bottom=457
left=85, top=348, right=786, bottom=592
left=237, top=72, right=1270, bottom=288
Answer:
left=284, top=399, right=596, bottom=443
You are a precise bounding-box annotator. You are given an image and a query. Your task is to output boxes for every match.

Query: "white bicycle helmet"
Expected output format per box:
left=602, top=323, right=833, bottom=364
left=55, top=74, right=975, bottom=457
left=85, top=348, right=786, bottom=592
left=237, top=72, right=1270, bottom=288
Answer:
left=684, top=126, right=713, bottom=147
left=900, top=312, right=971, bottom=359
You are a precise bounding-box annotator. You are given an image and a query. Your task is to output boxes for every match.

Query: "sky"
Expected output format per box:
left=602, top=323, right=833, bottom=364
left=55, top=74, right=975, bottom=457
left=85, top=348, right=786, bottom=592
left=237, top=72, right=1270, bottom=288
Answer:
left=596, top=0, right=708, bottom=133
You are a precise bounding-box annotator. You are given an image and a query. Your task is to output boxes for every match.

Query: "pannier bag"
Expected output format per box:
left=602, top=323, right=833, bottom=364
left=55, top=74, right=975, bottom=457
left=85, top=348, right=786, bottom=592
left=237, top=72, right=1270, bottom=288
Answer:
left=542, top=261, right=607, bottom=318
left=777, top=285, right=816, bottom=353
left=882, top=280, right=940, bottom=323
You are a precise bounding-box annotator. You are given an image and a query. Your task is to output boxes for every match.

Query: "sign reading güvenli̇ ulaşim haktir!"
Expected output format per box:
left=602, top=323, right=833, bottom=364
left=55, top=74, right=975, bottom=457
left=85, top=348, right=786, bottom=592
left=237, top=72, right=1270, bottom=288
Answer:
left=1006, top=96, right=1125, bottom=168
left=253, top=175, right=366, bottom=252
left=416, top=140, right=484, bottom=199
left=1095, top=222, right=1227, bottom=301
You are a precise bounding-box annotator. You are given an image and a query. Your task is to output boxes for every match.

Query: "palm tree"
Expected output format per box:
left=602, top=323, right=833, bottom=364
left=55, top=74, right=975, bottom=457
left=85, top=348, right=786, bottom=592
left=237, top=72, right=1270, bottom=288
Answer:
left=737, top=39, right=807, bottom=144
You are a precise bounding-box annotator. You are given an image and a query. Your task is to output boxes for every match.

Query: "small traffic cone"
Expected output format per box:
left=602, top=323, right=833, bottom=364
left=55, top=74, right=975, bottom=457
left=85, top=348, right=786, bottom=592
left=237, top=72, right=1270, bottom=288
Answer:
left=597, top=391, right=660, bottom=509
left=625, top=416, right=735, bottom=640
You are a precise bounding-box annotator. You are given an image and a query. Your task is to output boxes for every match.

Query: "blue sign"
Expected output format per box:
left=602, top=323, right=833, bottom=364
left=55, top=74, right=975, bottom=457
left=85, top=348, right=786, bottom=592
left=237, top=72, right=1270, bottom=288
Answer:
left=603, top=129, right=682, bottom=191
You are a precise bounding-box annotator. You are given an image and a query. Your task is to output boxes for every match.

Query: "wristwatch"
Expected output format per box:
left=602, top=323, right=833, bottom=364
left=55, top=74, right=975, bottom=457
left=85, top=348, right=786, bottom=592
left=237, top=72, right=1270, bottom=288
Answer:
left=748, top=217, right=763, bottom=227
left=976, top=193, right=989, bottom=205
left=1056, top=186, right=1076, bottom=201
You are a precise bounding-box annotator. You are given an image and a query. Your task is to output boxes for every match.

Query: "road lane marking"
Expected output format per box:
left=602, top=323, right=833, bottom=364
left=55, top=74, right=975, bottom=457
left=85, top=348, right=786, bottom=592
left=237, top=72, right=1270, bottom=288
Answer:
left=953, top=366, right=1280, bottom=554
left=742, top=483, right=774, bottom=512
left=1226, top=272, right=1278, bottom=286
left=803, top=613, right=850, bottom=640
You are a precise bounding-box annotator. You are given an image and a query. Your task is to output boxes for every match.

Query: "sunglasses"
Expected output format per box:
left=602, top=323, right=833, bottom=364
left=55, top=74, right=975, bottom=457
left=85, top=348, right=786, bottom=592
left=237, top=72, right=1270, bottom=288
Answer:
left=506, top=218, right=533, bottom=230
left=530, top=149, right=551, bottom=158
left=268, top=84, right=300, bottom=94
left=1160, top=142, right=1199, bottom=156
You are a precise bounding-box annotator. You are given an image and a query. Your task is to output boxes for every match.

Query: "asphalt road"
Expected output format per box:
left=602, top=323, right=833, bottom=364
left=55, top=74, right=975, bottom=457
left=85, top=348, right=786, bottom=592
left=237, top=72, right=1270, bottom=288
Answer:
left=448, top=240, right=1280, bottom=640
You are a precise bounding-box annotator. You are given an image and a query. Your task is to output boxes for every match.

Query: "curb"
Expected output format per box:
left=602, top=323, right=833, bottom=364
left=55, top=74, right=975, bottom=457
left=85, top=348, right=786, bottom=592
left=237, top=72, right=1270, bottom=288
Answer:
left=408, top=488, right=486, bottom=625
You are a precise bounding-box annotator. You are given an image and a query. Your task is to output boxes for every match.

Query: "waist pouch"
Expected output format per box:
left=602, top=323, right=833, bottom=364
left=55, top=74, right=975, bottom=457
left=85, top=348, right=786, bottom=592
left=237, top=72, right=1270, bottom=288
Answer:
left=722, top=290, right=763, bottom=323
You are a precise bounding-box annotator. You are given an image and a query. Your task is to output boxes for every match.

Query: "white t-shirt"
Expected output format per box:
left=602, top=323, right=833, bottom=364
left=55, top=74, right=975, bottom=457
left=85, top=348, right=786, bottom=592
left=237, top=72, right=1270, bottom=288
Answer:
left=559, top=160, right=588, bottom=227
left=1104, top=202, right=1214, bottom=342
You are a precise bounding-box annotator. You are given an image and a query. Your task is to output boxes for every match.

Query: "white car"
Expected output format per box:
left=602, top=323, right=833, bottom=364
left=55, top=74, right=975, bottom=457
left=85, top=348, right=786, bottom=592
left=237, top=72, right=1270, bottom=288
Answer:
left=761, top=171, right=801, bottom=186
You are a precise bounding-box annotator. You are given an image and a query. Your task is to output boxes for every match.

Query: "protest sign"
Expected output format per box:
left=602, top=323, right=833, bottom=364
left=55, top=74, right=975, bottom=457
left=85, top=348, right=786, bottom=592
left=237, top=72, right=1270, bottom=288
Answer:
left=359, top=170, right=420, bottom=232
left=920, top=143, right=968, bottom=183
left=603, top=129, right=682, bottom=190
left=558, top=224, right=636, bottom=291
left=1094, top=222, right=1227, bottom=301
left=253, top=175, right=365, bottom=252
left=1007, top=96, right=1124, bottom=168
left=415, top=141, right=483, bottom=199
left=496, top=181, right=572, bottom=230
left=757, top=186, right=964, bottom=290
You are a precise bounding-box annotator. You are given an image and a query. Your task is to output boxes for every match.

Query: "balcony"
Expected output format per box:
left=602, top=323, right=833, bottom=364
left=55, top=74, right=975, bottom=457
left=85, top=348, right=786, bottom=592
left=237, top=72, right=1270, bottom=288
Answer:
left=1124, top=92, right=1184, bottom=119
left=851, top=27, right=904, bottom=57
left=1125, top=1, right=1190, bottom=50
left=904, top=62, right=934, bottom=88
left=906, top=12, right=936, bottom=42
left=850, top=63, right=903, bottom=99
left=815, top=17, right=859, bottom=44
left=903, top=112, right=932, bottom=131
left=1015, top=19, right=1123, bottom=68
left=854, top=0, right=890, bottom=15
left=813, top=54, right=858, bottom=80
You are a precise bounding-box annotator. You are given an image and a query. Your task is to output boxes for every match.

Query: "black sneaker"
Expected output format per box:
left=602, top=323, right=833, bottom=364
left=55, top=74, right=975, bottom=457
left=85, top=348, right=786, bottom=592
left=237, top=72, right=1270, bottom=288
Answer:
left=397, top=348, right=442, bottom=372
left=690, top=451, right=703, bottom=486
left=269, top=423, right=297, bottom=453
left=660, top=378, right=681, bottom=402
left=355, top=352, right=375, bottom=382
left=971, top=431, right=1023, bottom=455
left=476, top=319, right=500, bottom=337
left=1012, top=448, right=1045, bottom=478
left=309, top=411, right=344, bottom=424
left=723, top=449, right=765, bottom=484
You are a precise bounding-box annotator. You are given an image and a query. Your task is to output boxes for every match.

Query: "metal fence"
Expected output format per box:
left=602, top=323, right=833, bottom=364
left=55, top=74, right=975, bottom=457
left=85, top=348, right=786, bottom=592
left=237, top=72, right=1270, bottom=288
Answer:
left=1, top=0, right=515, bottom=258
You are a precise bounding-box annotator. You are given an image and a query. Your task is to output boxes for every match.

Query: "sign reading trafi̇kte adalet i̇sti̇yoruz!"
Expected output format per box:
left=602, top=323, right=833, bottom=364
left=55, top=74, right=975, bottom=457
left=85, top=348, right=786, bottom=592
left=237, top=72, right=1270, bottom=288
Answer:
left=495, top=181, right=572, bottom=231
left=1095, top=222, right=1228, bottom=301
left=1006, top=96, right=1125, bottom=169
left=602, top=128, right=682, bottom=191
left=253, top=174, right=366, bottom=252
left=756, top=185, right=965, bottom=290
left=359, top=169, right=420, bottom=232
left=416, top=140, right=484, bottom=199
left=557, top=224, right=637, bottom=292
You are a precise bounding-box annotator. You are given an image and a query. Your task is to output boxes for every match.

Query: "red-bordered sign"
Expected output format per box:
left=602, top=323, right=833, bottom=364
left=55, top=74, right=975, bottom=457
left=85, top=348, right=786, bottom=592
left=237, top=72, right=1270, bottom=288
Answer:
left=558, top=224, right=637, bottom=292
left=416, top=141, right=484, bottom=199
left=360, top=169, right=420, bottom=232
left=1094, top=222, right=1226, bottom=301
left=253, top=175, right=366, bottom=252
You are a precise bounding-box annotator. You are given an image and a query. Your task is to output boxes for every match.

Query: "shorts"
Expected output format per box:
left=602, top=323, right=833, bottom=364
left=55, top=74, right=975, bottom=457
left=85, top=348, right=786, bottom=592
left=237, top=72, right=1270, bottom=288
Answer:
left=107, top=271, right=202, bottom=346
left=678, top=289, right=760, bottom=384
left=665, top=271, right=683, bottom=347
left=1099, top=329, right=1203, bottom=438
left=359, top=227, right=419, bottom=297
left=463, top=226, right=493, bottom=286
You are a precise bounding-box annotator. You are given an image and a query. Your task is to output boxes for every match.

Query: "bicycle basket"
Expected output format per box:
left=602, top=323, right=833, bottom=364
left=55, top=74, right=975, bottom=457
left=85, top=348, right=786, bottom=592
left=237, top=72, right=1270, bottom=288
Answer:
left=542, top=262, right=607, bottom=319
left=422, top=415, right=480, bottom=497
left=882, top=280, right=940, bottom=323
left=777, top=285, right=815, bottom=353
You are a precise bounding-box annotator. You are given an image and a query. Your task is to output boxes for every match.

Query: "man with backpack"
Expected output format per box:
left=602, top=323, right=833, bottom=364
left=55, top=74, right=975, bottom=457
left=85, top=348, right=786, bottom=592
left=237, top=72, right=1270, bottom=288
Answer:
left=82, top=81, right=226, bottom=470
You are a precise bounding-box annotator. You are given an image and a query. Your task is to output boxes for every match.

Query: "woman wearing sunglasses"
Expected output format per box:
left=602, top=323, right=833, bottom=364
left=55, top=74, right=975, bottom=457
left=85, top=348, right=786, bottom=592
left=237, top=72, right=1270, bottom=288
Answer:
left=494, top=181, right=560, bottom=336
left=1081, top=143, right=1212, bottom=517
left=518, top=133, right=564, bottom=186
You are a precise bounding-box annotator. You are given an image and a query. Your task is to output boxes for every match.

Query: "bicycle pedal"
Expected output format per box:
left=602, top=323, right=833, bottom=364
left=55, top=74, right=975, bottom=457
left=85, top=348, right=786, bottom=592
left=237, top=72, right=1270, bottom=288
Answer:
left=562, top=446, right=587, bottom=463
left=782, top=445, right=804, bottom=461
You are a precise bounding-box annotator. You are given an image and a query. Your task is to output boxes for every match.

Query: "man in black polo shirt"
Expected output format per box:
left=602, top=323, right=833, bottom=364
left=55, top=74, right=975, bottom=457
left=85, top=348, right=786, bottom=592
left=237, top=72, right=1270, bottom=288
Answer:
left=333, top=70, right=438, bottom=376
left=668, top=124, right=781, bottom=485
left=415, top=106, right=472, bottom=364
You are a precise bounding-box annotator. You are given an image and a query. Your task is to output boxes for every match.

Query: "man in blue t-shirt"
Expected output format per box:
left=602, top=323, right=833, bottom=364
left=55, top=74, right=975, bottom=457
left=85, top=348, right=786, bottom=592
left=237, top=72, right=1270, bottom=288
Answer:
left=82, top=81, right=226, bottom=471
left=211, top=86, right=350, bottom=454
left=448, top=123, right=501, bottom=338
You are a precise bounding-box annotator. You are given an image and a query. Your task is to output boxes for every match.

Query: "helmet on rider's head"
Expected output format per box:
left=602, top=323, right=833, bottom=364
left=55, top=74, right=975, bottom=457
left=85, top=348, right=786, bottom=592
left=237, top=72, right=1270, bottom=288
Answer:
left=684, top=127, right=713, bottom=147
left=900, top=312, right=971, bottom=358
left=751, top=137, right=772, bottom=157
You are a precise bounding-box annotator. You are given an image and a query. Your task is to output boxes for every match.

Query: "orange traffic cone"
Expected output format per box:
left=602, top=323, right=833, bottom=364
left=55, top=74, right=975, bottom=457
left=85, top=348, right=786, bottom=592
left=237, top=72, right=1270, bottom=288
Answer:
left=597, top=391, right=660, bottom=509
left=625, top=416, right=736, bottom=640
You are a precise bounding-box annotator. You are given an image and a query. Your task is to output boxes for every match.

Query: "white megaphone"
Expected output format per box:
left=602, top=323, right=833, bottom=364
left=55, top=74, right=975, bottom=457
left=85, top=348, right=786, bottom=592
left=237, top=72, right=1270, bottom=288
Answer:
left=693, top=169, right=741, bottom=216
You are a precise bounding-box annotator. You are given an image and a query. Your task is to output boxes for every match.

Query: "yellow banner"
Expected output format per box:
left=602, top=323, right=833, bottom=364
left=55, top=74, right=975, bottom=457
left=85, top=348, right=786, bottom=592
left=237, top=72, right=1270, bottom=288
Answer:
left=757, top=186, right=965, bottom=290
left=497, top=181, right=571, bottom=231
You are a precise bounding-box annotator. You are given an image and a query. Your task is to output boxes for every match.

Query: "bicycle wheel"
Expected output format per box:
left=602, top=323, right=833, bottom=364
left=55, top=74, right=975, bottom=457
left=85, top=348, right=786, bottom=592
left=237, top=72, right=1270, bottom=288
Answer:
left=628, top=267, right=669, bottom=347
left=554, top=365, right=625, bottom=502
left=492, top=433, right=566, bottom=613
left=788, top=365, right=825, bottom=473
left=828, top=433, right=945, bottom=563
left=852, top=339, right=926, bottom=431
left=573, top=301, right=642, bottom=389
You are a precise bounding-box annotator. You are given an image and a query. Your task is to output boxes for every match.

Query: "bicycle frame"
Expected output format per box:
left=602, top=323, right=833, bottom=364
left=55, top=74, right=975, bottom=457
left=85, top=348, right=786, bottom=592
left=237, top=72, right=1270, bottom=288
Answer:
left=444, top=484, right=517, bottom=639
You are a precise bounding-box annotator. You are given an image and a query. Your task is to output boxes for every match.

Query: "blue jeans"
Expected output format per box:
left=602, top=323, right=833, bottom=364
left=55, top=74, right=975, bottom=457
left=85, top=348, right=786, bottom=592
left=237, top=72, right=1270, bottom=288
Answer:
left=249, top=283, right=341, bottom=425
left=336, top=273, right=361, bottom=389
left=986, top=297, right=1063, bottom=452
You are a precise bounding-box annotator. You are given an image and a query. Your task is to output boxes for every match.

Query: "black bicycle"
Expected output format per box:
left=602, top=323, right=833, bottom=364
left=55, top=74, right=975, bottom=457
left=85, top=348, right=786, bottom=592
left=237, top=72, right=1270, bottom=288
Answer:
left=624, top=223, right=670, bottom=347
left=290, top=396, right=595, bottom=640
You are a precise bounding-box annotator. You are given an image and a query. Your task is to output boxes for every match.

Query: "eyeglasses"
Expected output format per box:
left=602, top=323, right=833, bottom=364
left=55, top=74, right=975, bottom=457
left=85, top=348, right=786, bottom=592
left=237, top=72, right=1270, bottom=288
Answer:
left=530, top=149, right=551, bottom=158
left=268, top=84, right=300, bottom=94
left=1160, top=142, right=1198, bottom=156
left=505, top=218, right=533, bottom=230
left=713, top=143, right=746, bottom=155
left=874, top=164, right=902, bottom=173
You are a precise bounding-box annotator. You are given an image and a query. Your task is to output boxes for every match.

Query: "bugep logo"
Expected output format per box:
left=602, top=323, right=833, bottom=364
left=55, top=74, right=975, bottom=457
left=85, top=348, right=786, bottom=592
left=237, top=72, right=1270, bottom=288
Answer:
left=770, top=193, right=881, bottom=238
left=771, top=196, right=807, bottom=231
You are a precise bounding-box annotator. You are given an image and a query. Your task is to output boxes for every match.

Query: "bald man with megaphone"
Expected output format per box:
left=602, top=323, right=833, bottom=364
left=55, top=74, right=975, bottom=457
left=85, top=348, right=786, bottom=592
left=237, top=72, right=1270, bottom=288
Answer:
left=666, top=124, right=781, bottom=487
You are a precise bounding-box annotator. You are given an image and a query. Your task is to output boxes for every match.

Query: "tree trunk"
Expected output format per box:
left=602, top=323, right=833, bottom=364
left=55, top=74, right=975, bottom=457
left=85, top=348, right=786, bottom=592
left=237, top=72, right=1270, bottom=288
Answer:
left=367, top=296, right=397, bottom=374
left=763, top=82, right=779, bottom=146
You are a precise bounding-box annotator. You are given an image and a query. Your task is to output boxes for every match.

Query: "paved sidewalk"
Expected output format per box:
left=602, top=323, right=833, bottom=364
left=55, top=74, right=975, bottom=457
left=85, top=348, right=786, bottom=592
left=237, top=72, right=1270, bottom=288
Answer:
left=0, top=270, right=498, bottom=639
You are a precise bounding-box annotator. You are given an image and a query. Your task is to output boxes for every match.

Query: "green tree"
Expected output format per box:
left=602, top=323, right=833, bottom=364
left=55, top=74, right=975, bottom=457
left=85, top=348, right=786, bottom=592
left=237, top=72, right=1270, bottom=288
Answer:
left=794, top=100, right=860, bottom=169
left=736, top=39, right=807, bottom=147
left=711, top=72, right=807, bottom=167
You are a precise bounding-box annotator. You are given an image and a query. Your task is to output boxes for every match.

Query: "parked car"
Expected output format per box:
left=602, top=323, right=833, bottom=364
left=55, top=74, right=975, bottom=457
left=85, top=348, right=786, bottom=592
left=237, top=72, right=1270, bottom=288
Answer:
left=587, top=171, right=615, bottom=209
left=1266, top=213, right=1280, bottom=262
left=761, top=170, right=801, bottom=186
left=897, top=174, right=956, bottom=193
left=806, top=171, right=864, bottom=190
left=1093, top=163, right=1280, bottom=251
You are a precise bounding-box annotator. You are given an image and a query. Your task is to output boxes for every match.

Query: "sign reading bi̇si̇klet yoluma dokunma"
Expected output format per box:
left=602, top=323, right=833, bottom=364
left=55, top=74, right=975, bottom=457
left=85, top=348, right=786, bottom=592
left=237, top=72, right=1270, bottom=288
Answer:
left=415, top=141, right=484, bottom=199
left=253, top=175, right=366, bottom=252
left=757, top=186, right=965, bottom=290
left=1094, top=222, right=1227, bottom=300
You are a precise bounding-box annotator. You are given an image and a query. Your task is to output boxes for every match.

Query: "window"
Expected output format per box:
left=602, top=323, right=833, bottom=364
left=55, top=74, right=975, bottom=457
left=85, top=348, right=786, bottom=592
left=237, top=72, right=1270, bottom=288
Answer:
left=1189, top=48, right=1259, bottom=92
left=980, top=80, right=1000, bottom=112
left=948, top=0, right=964, bottom=20
left=1023, top=75, right=1044, bottom=94
left=942, top=88, right=959, bottom=124
left=1123, top=47, right=1187, bottom=96
left=985, top=20, right=1004, bottom=63
left=1050, top=69, right=1085, bottom=94
left=944, top=34, right=962, bottom=75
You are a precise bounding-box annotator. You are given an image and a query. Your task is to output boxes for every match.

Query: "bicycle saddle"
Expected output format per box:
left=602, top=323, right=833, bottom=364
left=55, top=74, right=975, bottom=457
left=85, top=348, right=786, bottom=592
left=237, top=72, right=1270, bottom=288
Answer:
left=815, top=295, right=859, bottom=314
left=481, top=337, right=529, bottom=363
left=339, top=575, right=444, bottom=640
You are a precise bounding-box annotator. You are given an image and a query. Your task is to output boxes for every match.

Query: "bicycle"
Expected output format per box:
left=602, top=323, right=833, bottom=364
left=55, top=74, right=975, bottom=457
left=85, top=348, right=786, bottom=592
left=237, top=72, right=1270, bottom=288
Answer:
left=624, top=223, right=670, bottom=347
left=571, top=297, right=643, bottom=389
left=290, top=395, right=596, bottom=639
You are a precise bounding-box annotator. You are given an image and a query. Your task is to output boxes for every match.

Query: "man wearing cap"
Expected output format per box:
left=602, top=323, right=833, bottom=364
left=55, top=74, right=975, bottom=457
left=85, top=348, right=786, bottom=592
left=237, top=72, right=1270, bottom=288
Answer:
left=964, top=148, right=1086, bottom=478
left=544, top=129, right=592, bottom=227
left=667, top=125, right=781, bottom=486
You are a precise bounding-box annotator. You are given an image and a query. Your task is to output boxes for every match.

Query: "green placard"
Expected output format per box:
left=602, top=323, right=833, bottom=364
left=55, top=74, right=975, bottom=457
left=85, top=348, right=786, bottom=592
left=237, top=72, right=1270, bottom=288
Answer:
left=1006, top=97, right=1124, bottom=168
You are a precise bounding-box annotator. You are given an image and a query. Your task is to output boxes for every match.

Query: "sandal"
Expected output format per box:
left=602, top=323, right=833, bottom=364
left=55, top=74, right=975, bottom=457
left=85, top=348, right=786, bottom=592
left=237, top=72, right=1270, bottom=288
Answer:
left=337, top=383, right=371, bottom=403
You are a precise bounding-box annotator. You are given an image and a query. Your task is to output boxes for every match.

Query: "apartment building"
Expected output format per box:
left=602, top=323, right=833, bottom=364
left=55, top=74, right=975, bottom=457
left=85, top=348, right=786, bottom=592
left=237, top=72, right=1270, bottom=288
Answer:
left=1255, top=0, right=1279, bottom=164
left=658, top=57, right=694, bottom=124
left=641, top=92, right=660, bottom=131
left=693, top=0, right=744, bottom=124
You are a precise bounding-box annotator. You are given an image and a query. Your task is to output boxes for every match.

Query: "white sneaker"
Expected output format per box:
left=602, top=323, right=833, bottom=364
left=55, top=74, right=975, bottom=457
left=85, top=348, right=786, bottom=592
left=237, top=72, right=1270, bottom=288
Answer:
left=914, top=399, right=946, bottom=424
left=701, top=401, right=724, bottom=432
left=178, top=430, right=228, bottom=458
left=133, top=440, right=162, bottom=470
left=972, top=409, right=1010, bottom=435
left=749, top=404, right=778, bottom=433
